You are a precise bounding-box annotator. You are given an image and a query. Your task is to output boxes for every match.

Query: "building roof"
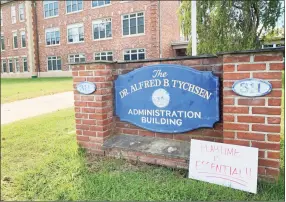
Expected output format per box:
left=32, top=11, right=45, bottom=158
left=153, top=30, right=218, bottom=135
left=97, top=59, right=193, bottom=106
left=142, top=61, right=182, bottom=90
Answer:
left=171, top=41, right=189, bottom=49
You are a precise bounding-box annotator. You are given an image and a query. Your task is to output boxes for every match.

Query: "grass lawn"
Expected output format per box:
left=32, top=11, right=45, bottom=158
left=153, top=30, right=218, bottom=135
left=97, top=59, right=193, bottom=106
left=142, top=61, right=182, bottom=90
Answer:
left=1, top=77, right=73, bottom=103
left=1, top=108, right=285, bottom=201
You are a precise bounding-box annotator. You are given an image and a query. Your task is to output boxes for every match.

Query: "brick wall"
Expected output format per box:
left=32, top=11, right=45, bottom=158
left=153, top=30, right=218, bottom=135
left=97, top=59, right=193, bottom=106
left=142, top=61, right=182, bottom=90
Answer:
left=72, top=48, right=284, bottom=180
left=35, top=1, right=180, bottom=72
left=1, top=1, right=29, bottom=73
left=160, top=0, right=180, bottom=58
left=222, top=51, right=284, bottom=180
left=1, top=1, right=181, bottom=77
left=73, top=63, right=115, bottom=155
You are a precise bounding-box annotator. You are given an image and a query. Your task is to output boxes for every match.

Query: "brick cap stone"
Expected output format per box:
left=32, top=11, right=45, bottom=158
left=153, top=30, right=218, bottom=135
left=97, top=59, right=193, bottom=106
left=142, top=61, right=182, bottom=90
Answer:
left=217, top=47, right=284, bottom=56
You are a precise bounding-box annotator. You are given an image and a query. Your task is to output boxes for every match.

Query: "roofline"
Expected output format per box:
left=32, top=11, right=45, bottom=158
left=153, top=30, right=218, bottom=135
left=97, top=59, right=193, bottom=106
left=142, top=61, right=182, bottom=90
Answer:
left=69, top=47, right=285, bottom=65
left=217, top=47, right=284, bottom=55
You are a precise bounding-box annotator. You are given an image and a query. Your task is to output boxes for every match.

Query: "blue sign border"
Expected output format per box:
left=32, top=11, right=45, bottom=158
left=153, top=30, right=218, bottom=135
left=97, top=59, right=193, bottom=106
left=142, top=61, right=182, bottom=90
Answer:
left=232, top=78, right=272, bottom=97
left=115, top=64, right=220, bottom=133
left=76, top=81, right=96, bottom=95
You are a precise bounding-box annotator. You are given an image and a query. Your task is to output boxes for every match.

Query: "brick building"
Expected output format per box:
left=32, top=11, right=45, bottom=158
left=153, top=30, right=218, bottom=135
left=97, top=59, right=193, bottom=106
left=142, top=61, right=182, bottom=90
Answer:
left=0, top=0, right=182, bottom=78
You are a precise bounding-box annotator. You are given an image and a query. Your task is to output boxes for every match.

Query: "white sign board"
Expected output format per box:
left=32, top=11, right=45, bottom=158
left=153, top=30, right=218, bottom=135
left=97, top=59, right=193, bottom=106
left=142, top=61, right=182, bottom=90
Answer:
left=232, top=78, right=272, bottom=97
left=189, top=140, right=258, bottom=194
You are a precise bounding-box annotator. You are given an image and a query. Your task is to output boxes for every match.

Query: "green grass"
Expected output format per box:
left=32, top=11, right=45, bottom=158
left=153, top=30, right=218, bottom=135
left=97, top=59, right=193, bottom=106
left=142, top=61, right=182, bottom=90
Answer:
left=1, top=77, right=73, bottom=103
left=1, top=108, right=285, bottom=201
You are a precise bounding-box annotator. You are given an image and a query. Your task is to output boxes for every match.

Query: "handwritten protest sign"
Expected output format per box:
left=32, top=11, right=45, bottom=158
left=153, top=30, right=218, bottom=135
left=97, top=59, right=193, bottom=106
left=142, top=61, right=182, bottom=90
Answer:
left=189, top=140, right=258, bottom=193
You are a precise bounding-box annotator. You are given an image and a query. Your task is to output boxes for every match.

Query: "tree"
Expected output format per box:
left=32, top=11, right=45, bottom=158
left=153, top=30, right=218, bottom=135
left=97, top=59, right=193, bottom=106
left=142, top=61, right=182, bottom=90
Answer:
left=261, top=27, right=284, bottom=42
left=178, top=0, right=284, bottom=55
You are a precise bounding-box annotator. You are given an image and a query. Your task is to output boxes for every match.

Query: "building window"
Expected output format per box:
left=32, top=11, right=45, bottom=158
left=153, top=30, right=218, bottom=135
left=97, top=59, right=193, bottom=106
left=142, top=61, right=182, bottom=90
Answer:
left=122, top=12, right=144, bottom=36
left=124, top=48, right=145, bottom=61
left=44, top=1, right=59, bottom=18
left=68, top=54, right=86, bottom=63
left=15, top=58, right=20, bottom=72
left=11, top=6, right=16, bottom=24
left=1, top=9, right=3, bottom=26
left=67, top=23, right=84, bottom=43
left=13, top=32, right=18, bottom=49
left=8, top=59, right=13, bottom=72
left=23, top=57, right=28, bottom=72
left=93, top=18, right=112, bottom=40
left=19, top=3, right=25, bottom=21
left=94, top=51, right=113, bottom=61
left=45, top=28, right=60, bottom=45
left=47, top=56, right=61, bottom=71
left=1, top=35, right=4, bottom=51
left=1, top=59, right=7, bottom=73
left=66, top=0, right=83, bottom=13
left=92, top=0, right=110, bottom=8
left=21, top=31, right=26, bottom=48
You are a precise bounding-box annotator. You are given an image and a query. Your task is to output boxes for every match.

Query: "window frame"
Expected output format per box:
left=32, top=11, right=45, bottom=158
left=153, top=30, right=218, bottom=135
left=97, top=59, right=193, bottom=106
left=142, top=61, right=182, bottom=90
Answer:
left=14, top=58, right=20, bottom=72
left=1, top=35, right=5, bottom=51
left=43, top=1, right=59, bottom=19
left=121, top=11, right=145, bottom=37
left=19, top=3, right=25, bottom=22
left=68, top=53, right=86, bottom=63
left=68, top=53, right=86, bottom=70
left=47, top=56, right=62, bottom=71
left=20, top=31, right=26, bottom=48
left=11, top=6, right=16, bottom=24
left=67, top=23, right=84, bottom=44
left=22, top=56, right=28, bottom=72
left=94, top=51, right=113, bottom=61
left=45, top=27, right=60, bottom=46
left=91, top=0, right=111, bottom=8
left=8, top=58, right=13, bottom=73
left=1, top=58, right=7, bottom=73
left=123, top=48, right=146, bottom=61
left=92, top=18, right=112, bottom=41
left=1, top=9, right=3, bottom=26
left=12, top=32, right=18, bottom=49
left=66, top=0, right=83, bottom=14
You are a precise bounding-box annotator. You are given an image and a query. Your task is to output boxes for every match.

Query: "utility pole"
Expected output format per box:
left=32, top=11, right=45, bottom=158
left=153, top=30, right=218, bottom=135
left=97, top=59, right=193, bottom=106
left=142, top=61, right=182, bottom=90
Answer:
left=191, top=0, right=197, bottom=56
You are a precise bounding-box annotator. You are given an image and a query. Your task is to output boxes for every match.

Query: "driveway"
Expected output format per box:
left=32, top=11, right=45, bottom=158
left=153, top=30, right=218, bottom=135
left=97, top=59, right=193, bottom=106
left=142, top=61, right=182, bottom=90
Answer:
left=1, top=91, right=74, bottom=125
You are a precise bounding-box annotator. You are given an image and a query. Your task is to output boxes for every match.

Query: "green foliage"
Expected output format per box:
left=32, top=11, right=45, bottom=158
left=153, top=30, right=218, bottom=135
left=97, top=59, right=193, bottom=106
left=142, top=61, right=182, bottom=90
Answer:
left=1, top=108, right=285, bottom=201
left=262, top=27, right=285, bottom=42
left=179, top=0, right=283, bottom=55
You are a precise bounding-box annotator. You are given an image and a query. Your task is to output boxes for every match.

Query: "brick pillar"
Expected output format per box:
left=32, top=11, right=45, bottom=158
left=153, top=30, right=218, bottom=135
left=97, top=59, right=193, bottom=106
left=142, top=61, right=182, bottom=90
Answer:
left=72, top=63, right=115, bottom=155
left=222, top=50, right=284, bottom=180
left=25, top=0, right=38, bottom=78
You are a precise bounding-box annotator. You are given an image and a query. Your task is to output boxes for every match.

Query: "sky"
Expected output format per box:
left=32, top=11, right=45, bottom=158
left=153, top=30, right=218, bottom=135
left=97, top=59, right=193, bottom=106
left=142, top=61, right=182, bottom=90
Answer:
left=277, top=1, right=285, bottom=28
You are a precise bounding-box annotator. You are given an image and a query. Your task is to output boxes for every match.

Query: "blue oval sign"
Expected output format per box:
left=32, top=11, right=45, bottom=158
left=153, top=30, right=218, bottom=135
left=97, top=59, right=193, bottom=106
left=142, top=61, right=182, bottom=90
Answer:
left=76, top=81, right=96, bottom=95
left=232, top=78, right=272, bottom=97
left=115, top=64, right=220, bottom=133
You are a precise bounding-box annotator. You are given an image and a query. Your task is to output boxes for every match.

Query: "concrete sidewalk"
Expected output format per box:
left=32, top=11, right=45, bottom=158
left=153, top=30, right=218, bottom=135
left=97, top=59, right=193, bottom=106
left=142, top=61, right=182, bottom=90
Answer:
left=1, top=91, right=74, bottom=125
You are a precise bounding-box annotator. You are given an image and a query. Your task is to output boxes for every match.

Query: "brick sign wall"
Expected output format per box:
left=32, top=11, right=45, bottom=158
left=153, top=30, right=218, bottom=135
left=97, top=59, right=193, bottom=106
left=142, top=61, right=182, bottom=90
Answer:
left=222, top=52, right=284, bottom=180
left=72, top=49, right=284, bottom=180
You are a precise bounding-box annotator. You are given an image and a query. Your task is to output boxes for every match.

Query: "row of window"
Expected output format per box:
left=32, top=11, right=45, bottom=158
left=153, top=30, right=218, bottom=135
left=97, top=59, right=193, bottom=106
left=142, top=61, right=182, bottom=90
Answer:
left=2, top=3, right=25, bottom=25
left=1, top=31, right=26, bottom=51
left=1, top=48, right=145, bottom=73
left=48, top=48, right=146, bottom=71
left=1, top=57, right=28, bottom=73
left=44, top=0, right=122, bottom=18
left=45, top=13, right=144, bottom=46
left=1, top=1, right=131, bottom=26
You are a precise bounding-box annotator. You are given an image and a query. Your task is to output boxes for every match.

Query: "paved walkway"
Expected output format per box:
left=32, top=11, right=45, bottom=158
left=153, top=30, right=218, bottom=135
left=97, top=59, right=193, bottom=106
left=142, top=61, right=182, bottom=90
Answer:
left=1, top=91, right=74, bottom=125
